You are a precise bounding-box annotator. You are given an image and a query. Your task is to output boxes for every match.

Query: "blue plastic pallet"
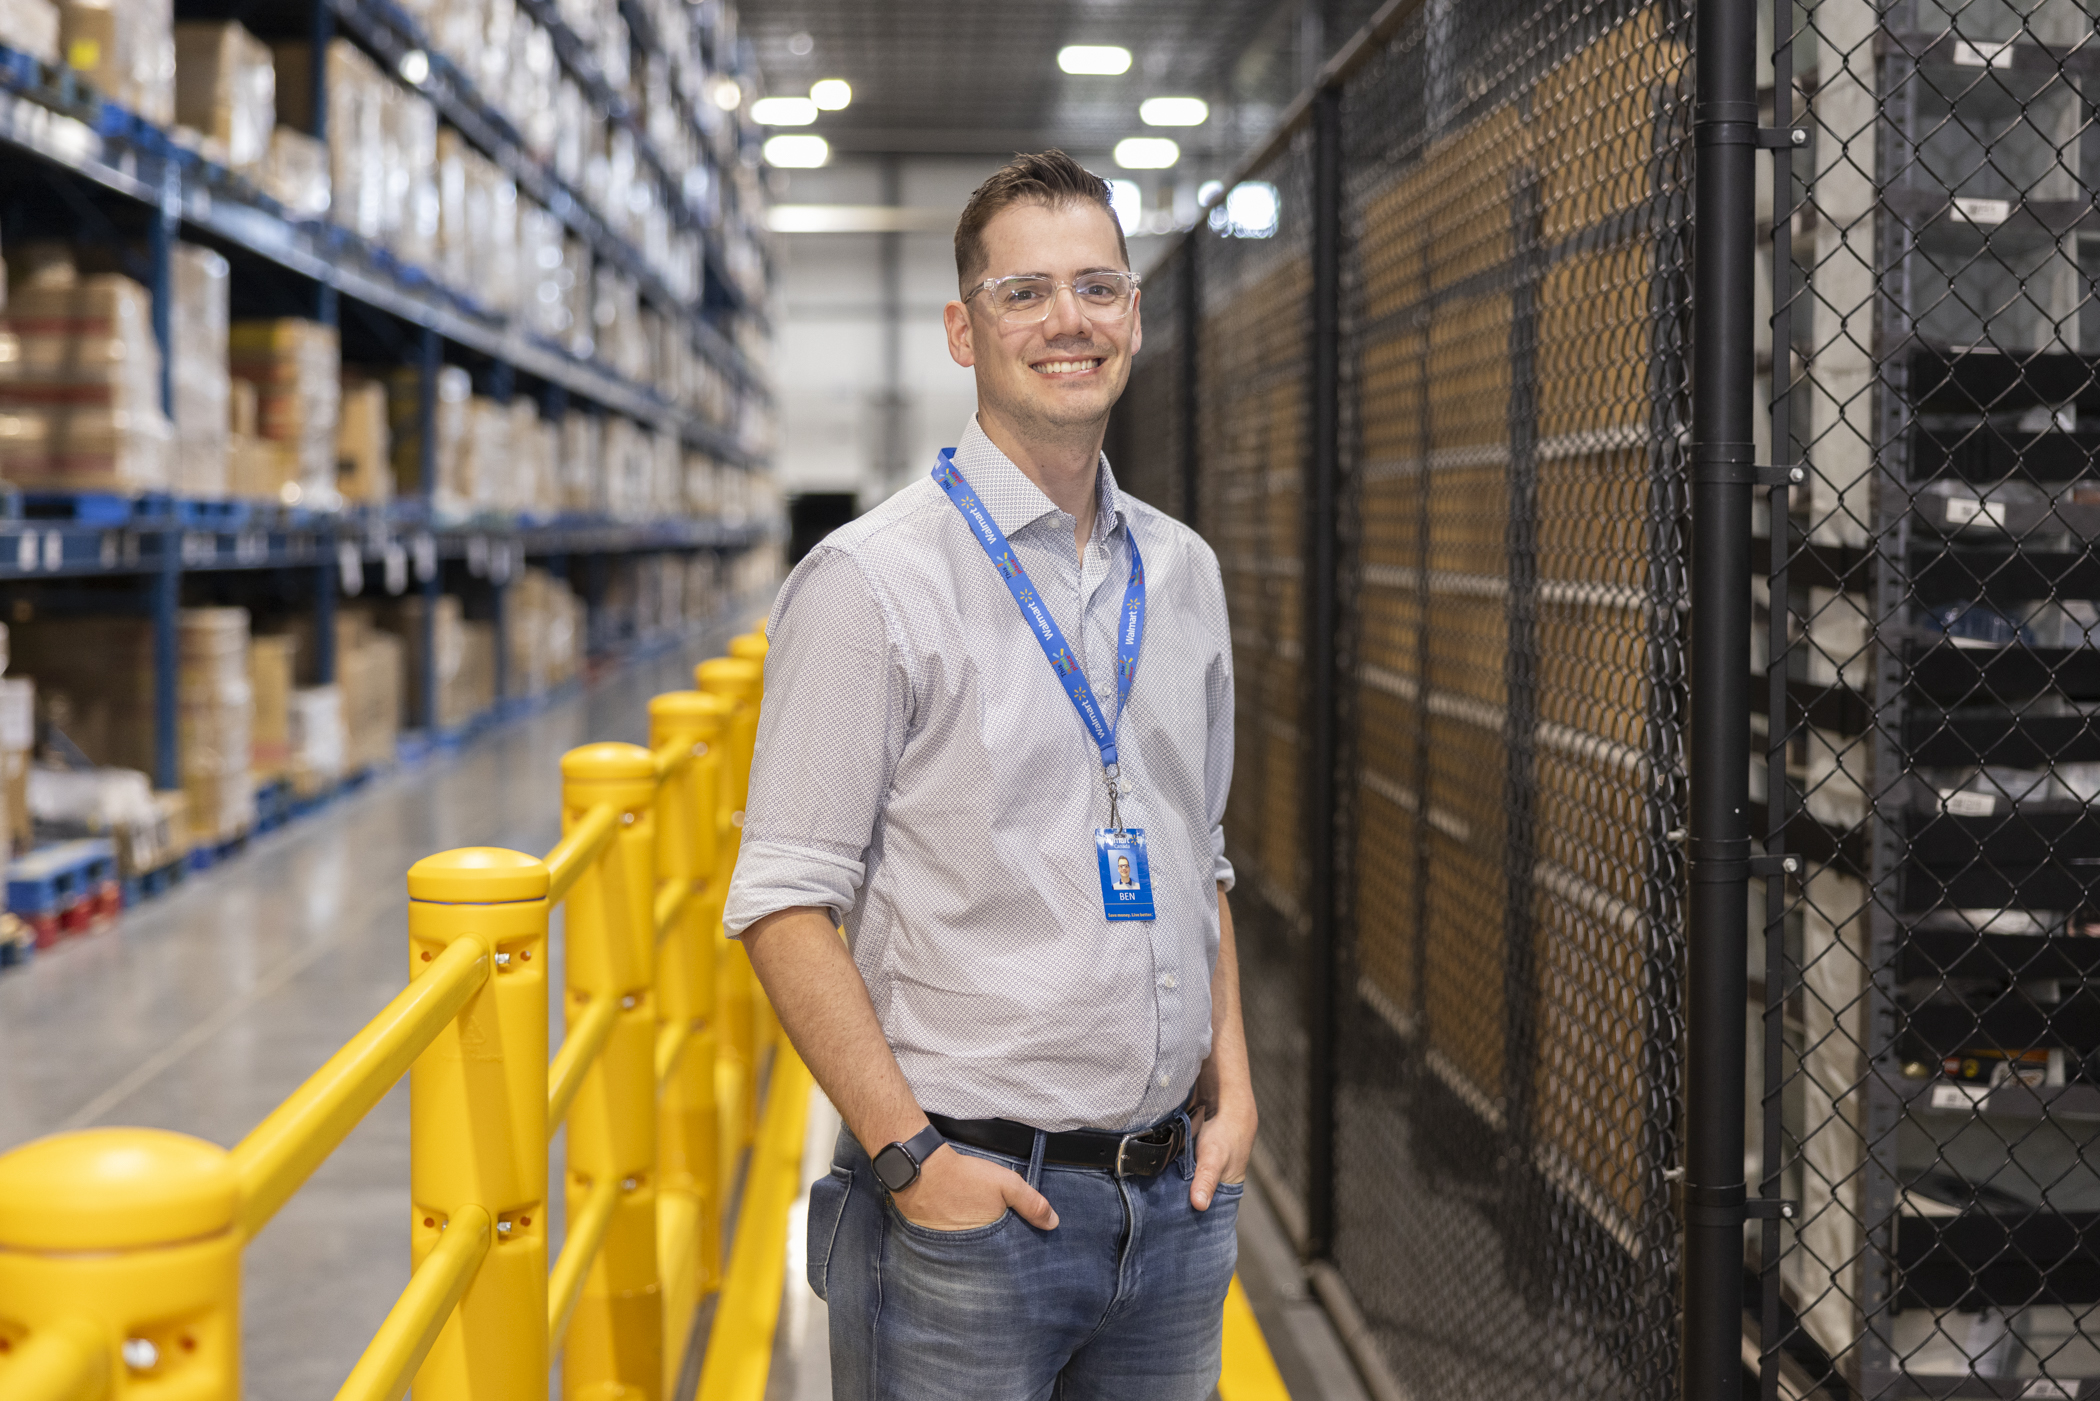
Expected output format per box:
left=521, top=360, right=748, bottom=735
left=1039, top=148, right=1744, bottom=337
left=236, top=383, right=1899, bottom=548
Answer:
left=253, top=780, right=293, bottom=833
left=120, top=858, right=187, bottom=908
left=16, top=492, right=257, bottom=528
left=7, top=838, right=116, bottom=916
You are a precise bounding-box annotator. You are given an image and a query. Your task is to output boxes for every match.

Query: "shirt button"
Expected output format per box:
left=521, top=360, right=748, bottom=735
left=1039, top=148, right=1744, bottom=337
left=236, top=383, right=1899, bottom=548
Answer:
left=1157, top=1073, right=1171, bottom=1087
left=1159, top=974, right=1177, bottom=989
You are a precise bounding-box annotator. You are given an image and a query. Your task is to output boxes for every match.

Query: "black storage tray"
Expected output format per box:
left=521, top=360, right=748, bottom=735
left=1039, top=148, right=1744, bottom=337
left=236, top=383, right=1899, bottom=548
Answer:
left=1902, top=991, right=2100, bottom=1057
left=1903, top=804, right=2100, bottom=910
left=1898, top=1209, right=2100, bottom=1308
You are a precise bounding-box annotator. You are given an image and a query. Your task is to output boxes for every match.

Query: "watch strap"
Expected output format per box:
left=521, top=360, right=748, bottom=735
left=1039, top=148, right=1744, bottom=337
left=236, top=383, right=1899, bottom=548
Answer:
left=899, top=1122, right=945, bottom=1172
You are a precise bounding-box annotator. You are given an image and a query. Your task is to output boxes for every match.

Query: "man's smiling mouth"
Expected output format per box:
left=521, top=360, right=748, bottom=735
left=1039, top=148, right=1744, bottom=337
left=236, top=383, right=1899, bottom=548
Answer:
left=1032, top=358, right=1106, bottom=376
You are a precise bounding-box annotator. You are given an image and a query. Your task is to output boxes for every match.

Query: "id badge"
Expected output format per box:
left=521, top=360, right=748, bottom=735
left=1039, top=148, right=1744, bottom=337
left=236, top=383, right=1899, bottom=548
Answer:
left=1095, top=828, right=1155, bottom=921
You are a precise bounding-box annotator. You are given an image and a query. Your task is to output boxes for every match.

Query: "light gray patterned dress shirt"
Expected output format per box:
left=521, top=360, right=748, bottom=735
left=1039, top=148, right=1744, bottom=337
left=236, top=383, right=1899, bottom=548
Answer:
left=724, top=416, right=1236, bottom=1133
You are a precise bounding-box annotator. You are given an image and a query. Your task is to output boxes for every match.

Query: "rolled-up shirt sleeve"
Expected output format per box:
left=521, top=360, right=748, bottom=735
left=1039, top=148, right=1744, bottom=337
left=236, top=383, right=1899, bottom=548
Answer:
left=1202, top=554, right=1235, bottom=893
left=724, top=546, right=910, bottom=935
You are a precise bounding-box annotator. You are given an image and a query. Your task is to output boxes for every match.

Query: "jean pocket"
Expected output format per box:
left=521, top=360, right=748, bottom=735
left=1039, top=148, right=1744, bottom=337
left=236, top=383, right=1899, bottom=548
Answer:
left=806, top=1166, right=853, bottom=1302
left=884, top=1198, right=1015, bottom=1243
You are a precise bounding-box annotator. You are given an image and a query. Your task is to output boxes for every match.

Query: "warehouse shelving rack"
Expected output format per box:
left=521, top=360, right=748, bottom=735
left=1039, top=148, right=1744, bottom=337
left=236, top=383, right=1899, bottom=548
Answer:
left=0, top=0, right=775, bottom=794
left=1750, top=0, right=2100, bottom=1393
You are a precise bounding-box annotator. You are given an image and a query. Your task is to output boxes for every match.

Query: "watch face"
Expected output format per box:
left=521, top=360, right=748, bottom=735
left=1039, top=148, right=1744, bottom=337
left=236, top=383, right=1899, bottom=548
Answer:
left=873, top=1143, right=918, bottom=1193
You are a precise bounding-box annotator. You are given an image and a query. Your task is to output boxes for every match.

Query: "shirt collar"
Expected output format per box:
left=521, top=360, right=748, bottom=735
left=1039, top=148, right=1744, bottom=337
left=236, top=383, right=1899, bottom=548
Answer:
left=952, top=415, right=1126, bottom=546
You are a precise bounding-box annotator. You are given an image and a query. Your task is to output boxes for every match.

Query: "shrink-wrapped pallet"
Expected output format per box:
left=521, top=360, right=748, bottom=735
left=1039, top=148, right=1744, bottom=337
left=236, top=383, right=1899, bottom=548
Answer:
left=559, top=403, right=600, bottom=514
left=171, top=242, right=229, bottom=498
left=287, top=684, right=343, bottom=796
left=260, top=127, right=330, bottom=219
left=0, top=0, right=60, bottom=64
left=61, top=0, right=173, bottom=123
left=173, top=21, right=274, bottom=172
left=10, top=608, right=255, bottom=845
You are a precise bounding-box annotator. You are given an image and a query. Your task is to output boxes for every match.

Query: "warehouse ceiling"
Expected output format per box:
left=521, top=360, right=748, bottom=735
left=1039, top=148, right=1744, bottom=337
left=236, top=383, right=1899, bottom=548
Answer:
left=736, top=0, right=1386, bottom=160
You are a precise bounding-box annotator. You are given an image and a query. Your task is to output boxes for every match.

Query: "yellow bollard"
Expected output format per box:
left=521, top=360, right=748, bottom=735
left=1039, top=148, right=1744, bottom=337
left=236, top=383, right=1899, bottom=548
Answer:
left=408, top=848, right=551, bottom=1401
left=646, top=691, right=731, bottom=1392
left=693, top=656, right=764, bottom=1147
left=0, top=1127, right=242, bottom=1400
left=561, top=743, right=664, bottom=1401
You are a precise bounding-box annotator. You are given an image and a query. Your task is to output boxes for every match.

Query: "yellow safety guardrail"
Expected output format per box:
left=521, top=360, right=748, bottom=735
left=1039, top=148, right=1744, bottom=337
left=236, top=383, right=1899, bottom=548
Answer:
left=0, top=626, right=782, bottom=1401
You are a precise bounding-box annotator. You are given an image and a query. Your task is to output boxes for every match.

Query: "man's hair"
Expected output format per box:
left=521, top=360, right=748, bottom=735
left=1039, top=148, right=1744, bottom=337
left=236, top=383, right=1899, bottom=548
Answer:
left=954, top=150, right=1130, bottom=290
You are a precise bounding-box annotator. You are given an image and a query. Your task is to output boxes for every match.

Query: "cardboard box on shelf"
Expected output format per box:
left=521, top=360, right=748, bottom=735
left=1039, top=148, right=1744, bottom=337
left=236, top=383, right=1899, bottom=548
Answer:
left=1, top=0, right=61, bottom=65
left=0, top=273, right=173, bottom=493
left=333, top=609, right=400, bottom=773
left=386, top=363, right=467, bottom=502
left=230, top=318, right=338, bottom=505
left=248, top=633, right=293, bottom=781
left=336, top=375, right=390, bottom=503
left=173, top=21, right=274, bottom=172
left=172, top=242, right=229, bottom=498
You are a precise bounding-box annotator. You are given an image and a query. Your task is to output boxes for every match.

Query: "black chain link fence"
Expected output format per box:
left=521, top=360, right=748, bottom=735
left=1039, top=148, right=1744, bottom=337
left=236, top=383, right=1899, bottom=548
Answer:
left=1112, top=0, right=2100, bottom=1392
left=1111, top=0, right=1701, bottom=1392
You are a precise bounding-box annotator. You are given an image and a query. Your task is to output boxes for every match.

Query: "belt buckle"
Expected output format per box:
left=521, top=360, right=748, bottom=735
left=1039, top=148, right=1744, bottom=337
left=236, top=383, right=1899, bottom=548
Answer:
left=1114, top=1133, right=1135, bottom=1178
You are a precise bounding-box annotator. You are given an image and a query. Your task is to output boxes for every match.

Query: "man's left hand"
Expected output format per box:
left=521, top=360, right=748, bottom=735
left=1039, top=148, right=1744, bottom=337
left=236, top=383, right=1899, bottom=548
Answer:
left=1189, top=1097, right=1257, bottom=1211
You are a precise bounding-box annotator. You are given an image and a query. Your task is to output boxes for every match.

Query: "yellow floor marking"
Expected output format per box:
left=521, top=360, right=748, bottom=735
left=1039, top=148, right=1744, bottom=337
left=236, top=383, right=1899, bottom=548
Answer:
left=696, top=1047, right=814, bottom=1401
left=1220, top=1272, right=1293, bottom=1401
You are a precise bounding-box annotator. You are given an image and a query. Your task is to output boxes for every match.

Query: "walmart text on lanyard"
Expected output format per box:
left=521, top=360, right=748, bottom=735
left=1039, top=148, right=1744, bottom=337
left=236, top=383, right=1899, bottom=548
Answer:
left=932, top=448, right=1146, bottom=829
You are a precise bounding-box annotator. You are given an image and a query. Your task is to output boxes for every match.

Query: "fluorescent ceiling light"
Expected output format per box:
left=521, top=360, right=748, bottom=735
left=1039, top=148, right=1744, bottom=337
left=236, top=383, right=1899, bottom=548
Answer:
left=711, top=77, right=742, bottom=110
left=751, top=96, right=819, bottom=126
left=1139, top=96, right=1207, bottom=126
left=810, top=78, right=852, bottom=110
left=768, top=205, right=954, bottom=233
left=1113, top=137, right=1179, bottom=170
left=763, top=134, right=830, bottom=168
left=1059, top=45, right=1131, bottom=75
left=1108, top=179, right=1141, bottom=233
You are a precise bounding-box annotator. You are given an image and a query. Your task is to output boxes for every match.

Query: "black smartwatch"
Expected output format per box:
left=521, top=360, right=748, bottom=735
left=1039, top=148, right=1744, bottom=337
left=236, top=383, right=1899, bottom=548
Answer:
left=873, top=1124, right=946, bottom=1192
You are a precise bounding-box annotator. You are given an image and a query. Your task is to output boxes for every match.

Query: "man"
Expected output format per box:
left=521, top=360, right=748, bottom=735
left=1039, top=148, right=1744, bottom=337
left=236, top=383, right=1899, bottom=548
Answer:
left=1114, top=854, right=1140, bottom=889
left=725, top=149, right=1253, bottom=1400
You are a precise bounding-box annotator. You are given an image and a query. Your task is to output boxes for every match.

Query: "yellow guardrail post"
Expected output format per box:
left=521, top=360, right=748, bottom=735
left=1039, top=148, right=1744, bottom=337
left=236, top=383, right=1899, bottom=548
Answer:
left=647, top=690, right=731, bottom=1396
left=407, top=849, right=551, bottom=1401
left=694, top=656, right=764, bottom=1153
left=0, top=1127, right=243, bottom=1401
left=560, top=743, right=663, bottom=1401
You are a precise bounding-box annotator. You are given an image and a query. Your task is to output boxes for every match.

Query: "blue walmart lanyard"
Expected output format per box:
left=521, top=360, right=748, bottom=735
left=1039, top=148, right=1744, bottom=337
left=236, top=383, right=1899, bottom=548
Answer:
left=933, top=449, right=1145, bottom=822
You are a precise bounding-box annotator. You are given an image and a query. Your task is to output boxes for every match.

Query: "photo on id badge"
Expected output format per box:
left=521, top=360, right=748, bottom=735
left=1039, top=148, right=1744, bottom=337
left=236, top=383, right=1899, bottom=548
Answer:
left=1095, top=829, right=1155, bottom=921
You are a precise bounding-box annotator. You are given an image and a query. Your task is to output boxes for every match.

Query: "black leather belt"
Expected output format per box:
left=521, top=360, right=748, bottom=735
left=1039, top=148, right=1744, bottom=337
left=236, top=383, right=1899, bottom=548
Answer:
left=928, top=1110, right=1187, bottom=1178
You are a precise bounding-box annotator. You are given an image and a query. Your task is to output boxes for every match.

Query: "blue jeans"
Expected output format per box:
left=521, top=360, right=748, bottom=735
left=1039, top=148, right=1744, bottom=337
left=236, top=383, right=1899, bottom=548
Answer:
left=805, top=1123, right=1242, bottom=1400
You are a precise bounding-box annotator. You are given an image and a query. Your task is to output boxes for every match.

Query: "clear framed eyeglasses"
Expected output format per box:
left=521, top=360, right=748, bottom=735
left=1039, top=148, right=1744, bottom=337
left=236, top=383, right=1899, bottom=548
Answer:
left=963, top=271, right=1142, bottom=326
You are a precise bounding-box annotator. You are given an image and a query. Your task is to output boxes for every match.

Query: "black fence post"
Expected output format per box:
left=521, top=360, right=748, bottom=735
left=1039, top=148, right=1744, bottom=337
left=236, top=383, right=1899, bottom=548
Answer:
left=1687, top=0, right=1759, bottom=1388
left=1304, top=82, right=1344, bottom=1262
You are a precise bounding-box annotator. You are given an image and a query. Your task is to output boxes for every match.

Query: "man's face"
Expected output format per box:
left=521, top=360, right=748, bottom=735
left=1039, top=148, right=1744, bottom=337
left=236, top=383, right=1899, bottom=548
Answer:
left=944, top=199, right=1141, bottom=436
left=1118, top=857, right=1131, bottom=880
